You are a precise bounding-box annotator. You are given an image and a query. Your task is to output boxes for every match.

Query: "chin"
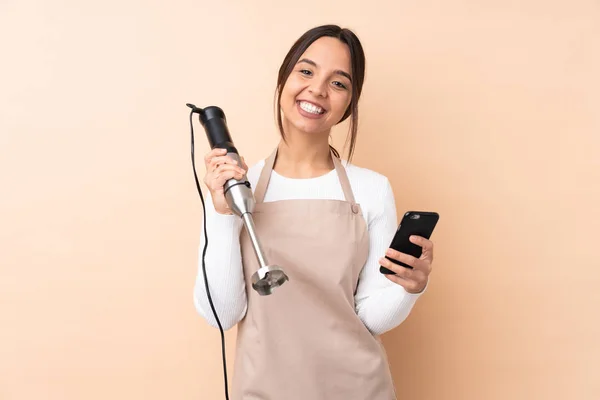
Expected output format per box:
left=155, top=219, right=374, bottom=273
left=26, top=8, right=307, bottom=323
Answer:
left=288, top=118, right=330, bottom=136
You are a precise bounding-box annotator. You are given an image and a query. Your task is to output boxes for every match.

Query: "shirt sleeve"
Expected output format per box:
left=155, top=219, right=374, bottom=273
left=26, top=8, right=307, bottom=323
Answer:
left=192, top=189, right=247, bottom=330
left=353, top=177, right=426, bottom=336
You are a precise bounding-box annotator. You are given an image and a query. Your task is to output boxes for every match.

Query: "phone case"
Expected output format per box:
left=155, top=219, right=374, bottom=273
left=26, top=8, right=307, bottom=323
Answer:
left=380, top=211, right=439, bottom=274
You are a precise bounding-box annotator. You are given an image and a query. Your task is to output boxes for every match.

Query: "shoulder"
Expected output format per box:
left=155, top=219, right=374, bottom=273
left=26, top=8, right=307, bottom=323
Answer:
left=341, top=160, right=397, bottom=224
left=342, top=160, right=393, bottom=197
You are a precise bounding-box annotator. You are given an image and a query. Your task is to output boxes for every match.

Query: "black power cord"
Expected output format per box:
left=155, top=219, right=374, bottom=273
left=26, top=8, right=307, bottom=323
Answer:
left=188, top=108, right=230, bottom=400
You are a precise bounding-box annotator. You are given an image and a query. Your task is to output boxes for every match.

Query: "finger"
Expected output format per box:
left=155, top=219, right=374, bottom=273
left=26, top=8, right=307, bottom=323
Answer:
left=209, top=155, right=238, bottom=171
left=212, top=166, right=246, bottom=186
left=379, top=257, right=412, bottom=279
left=204, top=148, right=228, bottom=165
left=240, top=156, right=249, bottom=170
left=410, top=235, right=433, bottom=249
left=385, top=249, right=431, bottom=273
left=385, top=248, right=419, bottom=269
left=214, top=164, right=246, bottom=178
left=410, top=236, right=434, bottom=258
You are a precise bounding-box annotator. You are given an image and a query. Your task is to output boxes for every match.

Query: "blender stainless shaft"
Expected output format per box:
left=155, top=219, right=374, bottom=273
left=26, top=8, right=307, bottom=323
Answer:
left=223, top=152, right=289, bottom=295
left=240, top=213, right=268, bottom=269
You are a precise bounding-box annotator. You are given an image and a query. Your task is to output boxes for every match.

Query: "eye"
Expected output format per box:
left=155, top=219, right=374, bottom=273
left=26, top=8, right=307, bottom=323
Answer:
left=332, top=81, right=348, bottom=90
left=299, top=69, right=312, bottom=76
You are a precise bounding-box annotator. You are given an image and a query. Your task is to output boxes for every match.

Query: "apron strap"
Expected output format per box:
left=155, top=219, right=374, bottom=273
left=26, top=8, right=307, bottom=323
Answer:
left=254, top=147, right=357, bottom=206
left=331, top=154, right=356, bottom=205
left=253, top=148, right=278, bottom=203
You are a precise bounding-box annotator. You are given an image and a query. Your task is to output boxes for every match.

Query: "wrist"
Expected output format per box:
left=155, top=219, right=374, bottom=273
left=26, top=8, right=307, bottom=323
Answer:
left=406, top=279, right=428, bottom=295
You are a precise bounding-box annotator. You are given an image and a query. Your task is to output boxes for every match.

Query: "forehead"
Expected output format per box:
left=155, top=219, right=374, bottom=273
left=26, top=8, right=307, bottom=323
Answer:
left=300, top=36, right=351, bottom=73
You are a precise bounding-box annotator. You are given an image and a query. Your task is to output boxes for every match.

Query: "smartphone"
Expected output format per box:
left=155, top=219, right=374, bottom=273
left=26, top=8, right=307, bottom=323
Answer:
left=380, top=211, right=440, bottom=274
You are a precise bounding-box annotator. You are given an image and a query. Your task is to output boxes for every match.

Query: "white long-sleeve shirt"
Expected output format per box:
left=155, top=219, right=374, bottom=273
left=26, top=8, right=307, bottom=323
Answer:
left=193, top=158, right=425, bottom=336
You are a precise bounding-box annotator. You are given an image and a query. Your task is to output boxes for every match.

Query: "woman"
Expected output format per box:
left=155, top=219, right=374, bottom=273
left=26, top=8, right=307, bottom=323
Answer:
left=194, top=24, right=435, bottom=399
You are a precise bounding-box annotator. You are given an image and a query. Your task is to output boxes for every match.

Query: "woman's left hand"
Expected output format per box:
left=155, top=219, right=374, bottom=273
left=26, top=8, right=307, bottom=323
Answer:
left=379, top=235, right=434, bottom=294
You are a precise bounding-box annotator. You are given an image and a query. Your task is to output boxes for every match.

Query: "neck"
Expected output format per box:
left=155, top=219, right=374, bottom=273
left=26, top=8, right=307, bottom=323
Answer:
left=274, top=125, right=334, bottom=179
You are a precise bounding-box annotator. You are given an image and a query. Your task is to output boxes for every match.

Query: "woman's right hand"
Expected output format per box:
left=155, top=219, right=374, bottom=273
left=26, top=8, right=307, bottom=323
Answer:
left=203, top=148, right=248, bottom=215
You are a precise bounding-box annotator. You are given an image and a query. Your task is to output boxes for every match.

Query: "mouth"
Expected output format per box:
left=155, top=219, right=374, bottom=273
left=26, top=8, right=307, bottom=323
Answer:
left=296, top=100, right=326, bottom=115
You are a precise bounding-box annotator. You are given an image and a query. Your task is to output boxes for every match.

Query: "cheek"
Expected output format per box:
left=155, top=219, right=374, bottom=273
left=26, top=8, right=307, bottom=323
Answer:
left=332, top=93, right=352, bottom=117
left=281, top=79, right=303, bottom=105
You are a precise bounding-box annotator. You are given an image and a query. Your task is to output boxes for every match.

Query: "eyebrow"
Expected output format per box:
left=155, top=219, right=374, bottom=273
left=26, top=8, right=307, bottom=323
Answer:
left=297, top=58, right=352, bottom=82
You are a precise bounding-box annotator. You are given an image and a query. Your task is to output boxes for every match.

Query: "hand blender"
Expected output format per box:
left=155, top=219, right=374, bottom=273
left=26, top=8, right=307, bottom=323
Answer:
left=187, top=104, right=289, bottom=295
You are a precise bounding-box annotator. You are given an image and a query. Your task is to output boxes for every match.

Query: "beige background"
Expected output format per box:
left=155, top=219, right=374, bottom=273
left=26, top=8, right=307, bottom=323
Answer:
left=1, top=0, right=599, bottom=399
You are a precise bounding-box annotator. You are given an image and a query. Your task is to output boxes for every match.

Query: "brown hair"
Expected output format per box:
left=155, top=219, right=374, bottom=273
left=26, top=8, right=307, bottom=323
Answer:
left=274, top=25, right=366, bottom=162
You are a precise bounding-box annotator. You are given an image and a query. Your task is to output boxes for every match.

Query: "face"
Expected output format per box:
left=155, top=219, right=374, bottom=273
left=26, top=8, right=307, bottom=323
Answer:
left=280, top=36, right=353, bottom=136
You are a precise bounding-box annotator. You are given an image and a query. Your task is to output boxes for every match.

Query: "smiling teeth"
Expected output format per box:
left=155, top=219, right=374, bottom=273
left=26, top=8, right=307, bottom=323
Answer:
left=299, top=101, right=324, bottom=114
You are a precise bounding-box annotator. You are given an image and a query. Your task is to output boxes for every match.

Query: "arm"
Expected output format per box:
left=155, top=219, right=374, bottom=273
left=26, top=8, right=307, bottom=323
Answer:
left=354, top=178, right=426, bottom=336
left=192, top=190, right=247, bottom=330
left=192, top=160, right=264, bottom=330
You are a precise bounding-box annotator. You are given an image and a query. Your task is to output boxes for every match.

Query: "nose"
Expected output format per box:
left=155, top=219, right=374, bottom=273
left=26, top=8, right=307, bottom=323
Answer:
left=308, top=78, right=327, bottom=98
